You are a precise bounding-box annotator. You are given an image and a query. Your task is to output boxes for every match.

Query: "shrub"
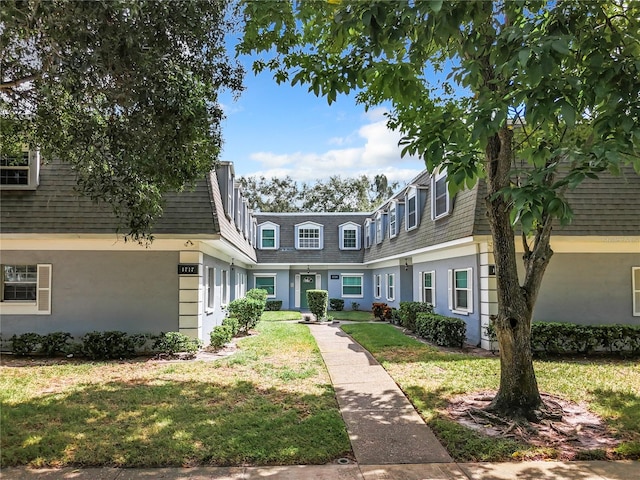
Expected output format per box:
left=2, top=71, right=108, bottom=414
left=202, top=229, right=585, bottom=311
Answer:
left=40, top=332, right=73, bottom=356
left=372, top=302, right=392, bottom=321
left=399, top=301, right=434, bottom=332
left=389, top=308, right=401, bottom=325
left=222, top=316, right=240, bottom=336
left=228, top=297, right=264, bottom=332
left=153, top=332, right=201, bottom=355
left=210, top=324, right=233, bottom=350
left=329, top=298, right=344, bottom=311
left=307, top=289, right=328, bottom=321
left=265, top=300, right=282, bottom=311
left=81, top=331, right=143, bottom=360
left=10, top=333, right=42, bottom=356
left=246, top=288, right=268, bottom=305
left=415, top=313, right=466, bottom=347
left=351, top=302, right=360, bottom=311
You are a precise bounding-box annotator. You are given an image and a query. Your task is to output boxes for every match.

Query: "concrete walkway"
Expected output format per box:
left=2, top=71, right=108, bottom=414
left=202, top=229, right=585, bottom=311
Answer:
left=2, top=322, right=638, bottom=479
left=307, top=322, right=452, bottom=465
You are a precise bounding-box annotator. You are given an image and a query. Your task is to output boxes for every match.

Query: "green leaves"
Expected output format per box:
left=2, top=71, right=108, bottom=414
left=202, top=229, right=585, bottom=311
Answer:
left=2, top=0, right=243, bottom=241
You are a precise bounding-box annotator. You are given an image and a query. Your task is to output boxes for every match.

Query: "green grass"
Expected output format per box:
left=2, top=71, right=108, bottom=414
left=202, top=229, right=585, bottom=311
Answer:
left=341, top=323, right=640, bottom=462
left=260, top=310, right=302, bottom=322
left=329, top=310, right=376, bottom=322
left=0, top=322, right=350, bottom=468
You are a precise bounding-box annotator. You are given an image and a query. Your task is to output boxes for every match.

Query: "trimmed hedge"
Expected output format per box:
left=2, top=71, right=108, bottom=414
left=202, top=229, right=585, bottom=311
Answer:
left=307, top=289, right=328, bottom=321
left=329, top=298, right=345, bottom=311
left=210, top=324, right=233, bottom=350
left=485, top=322, right=640, bottom=356
left=416, top=313, right=467, bottom=347
left=399, top=301, right=434, bottom=331
left=153, top=332, right=201, bottom=356
left=265, top=300, right=282, bottom=311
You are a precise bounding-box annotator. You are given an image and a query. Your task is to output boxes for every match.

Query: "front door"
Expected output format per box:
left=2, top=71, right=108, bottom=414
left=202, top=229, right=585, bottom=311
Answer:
left=300, top=274, right=316, bottom=310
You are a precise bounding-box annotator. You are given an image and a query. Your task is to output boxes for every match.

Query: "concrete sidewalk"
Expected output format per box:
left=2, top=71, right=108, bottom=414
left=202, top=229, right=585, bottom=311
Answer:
left=2, top=322, right=637, bottom=479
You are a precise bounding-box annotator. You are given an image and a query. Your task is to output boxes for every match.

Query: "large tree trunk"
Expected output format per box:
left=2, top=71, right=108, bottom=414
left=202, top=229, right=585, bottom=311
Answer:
left=483, top=128, right=554, bottom=420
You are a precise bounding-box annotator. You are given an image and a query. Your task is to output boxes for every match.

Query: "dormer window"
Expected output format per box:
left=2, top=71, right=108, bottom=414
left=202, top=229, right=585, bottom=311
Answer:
left=364, top=219, right=372, bottom=248
left=388, top=202, right=397, bottom=238
left=405, top=186, right=418, bottom=231
left=339, top=222, right=361, bottom=250
left=258, top=222, right=280, bottom=250
left=0, top=150, right=40, bottom=190
left=295, top=221, right=323, bottom=250
left=375, top=212, right=385, bottom=244
left=432, top=170, right=451, bottom=219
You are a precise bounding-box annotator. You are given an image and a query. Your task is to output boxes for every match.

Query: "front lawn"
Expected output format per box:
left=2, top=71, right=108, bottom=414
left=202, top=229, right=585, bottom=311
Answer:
left=329, top=310, right=376, bottom=322
left=0, top=322, right=351, bottom=467
left=342, top=323, right=640, bottom=462
left=260, top=310, right=302, bottom=322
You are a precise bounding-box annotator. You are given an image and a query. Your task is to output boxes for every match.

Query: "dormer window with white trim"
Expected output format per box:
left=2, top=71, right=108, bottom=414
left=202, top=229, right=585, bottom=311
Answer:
left=364, top=219, right=372, bottom=248
left=0, top=150, right=40, bottom=190
left=295, top=221, right=324, bottom=250
left=339, top=222, right=361, bottom=250
left=375, top=212, right=385, bottom=244
left=258, top=222, right=280, bottom=250
left=432, top=170, right=451, bottom=219
left=405, top=186, right=418, bottom=231
left=388, top=201, right=397, bottom=238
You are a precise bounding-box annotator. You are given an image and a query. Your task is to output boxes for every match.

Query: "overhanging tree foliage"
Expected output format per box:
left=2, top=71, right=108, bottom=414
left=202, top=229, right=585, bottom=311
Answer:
left=239, top=0, right=640, bottom=420
left=1, top=0, right=243, bottom=241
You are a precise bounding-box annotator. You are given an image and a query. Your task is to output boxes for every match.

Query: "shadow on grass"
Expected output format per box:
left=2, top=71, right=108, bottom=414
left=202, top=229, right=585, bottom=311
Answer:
left=590, top=388, right=640, bottom=456
left=0, top=379, right=351, bottom=468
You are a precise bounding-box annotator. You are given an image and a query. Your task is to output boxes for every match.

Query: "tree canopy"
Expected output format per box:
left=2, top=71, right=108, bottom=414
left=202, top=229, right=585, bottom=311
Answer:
left=240, top=0, right=640, bottom=420
left=1, top=0, right=243, bottom=241
left=239, top=173, right=398, bottom=212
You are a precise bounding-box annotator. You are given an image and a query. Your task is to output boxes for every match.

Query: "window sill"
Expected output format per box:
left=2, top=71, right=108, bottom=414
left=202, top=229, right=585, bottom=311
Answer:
left=451, top=309, right=470, bottom=316
left=0, top=302, right=39, bottom=315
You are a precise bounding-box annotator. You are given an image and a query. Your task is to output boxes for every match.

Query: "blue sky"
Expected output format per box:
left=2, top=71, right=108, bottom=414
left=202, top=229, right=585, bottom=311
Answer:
left=219, top=68, right=426, bottom=186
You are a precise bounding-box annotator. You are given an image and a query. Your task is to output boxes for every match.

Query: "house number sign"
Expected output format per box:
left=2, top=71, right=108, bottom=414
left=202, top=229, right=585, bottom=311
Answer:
left=178, top=264, right=199, bottom=275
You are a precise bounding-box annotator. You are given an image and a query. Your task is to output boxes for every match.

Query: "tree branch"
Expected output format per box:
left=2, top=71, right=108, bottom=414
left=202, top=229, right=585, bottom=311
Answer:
left=0, top=75, right=39, bottom=91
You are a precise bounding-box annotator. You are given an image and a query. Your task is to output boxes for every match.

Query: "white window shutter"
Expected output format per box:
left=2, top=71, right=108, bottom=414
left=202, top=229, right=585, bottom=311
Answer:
left=315, top=273, right=321, bottom=290
left=467, top=267, right=474, bottom=314
left=294, top=274, right=301, bottom=308
left=447, top=269, right=453, bottom=311
left=432, top=271, right=436, bottom=308
left=37, top=264, right=52, bottom=315
left=418, top=272, right=424, bottom=302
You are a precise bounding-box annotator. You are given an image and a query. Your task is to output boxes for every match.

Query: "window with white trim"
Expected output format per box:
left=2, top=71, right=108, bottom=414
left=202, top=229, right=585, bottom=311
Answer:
left=259, top=222, right=280, bottom=250
left=374, top=274, right=382, bottom=299
left=296, top=222, right=324, bottom=250
left=633, top=267, right=640, bottom=316
left=206, top=267, right=215, bottom=310
left=0, top=150, right=40, bottom=190
left=364, top=219, right=372, bottom=248
left=342, top=274, right=363, bottom=298
left=375, top=213, right=385, bottom=244
left=339, top=222, right=360, bottom=250
left=388, top=202, right=397, bottom=238
left=432, top=170, right=450, bottom=219
left=0, top=263, right=52, bottom=314
left=405, top=187, right=418, bottom=230
left=421, top=271, right=435, bottom=306
left=448, top=268, right=473, bottom=314
left=254, top=274, right=276, bottom=298
left=386, top=274, right=395, bottom=301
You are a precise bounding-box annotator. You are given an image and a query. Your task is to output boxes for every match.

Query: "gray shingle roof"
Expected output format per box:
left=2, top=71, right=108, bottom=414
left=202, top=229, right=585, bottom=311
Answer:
left=0, top=158, right=257, bottom=261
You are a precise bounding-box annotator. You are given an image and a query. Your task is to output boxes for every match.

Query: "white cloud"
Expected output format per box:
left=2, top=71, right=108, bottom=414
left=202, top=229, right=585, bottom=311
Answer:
left=246, top=113, right=424, bottom=184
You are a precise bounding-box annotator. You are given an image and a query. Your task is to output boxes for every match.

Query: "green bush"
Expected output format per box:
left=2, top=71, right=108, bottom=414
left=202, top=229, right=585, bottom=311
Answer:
left=10, top=333, right=42, bottom=356
left=389, top=308, right=401, bottom=325
left=351, top=302, right=360, bottom=311
left=307, top=289, right=328, bottom=321
left=210, top=324, right=233, bottom=350
left=222, top=316, right=240, bottom=336
left=246, top=288, right=268, bottom=304
left=81, top=331, right=145, bottom=360
left=265, top=300, right=282, bottom=311
left=329, top=298, right=344, bottom=311
left=153, top=332, right=201, bottom=355
left=399, top=301, right=434, bottom=332
left=228, top=297, right=264, bottom=332
left=415, top=313, right=466, bottom=347
left=40, top=332, right=73, bottom=356
left=485, top=321, right=640, bottom=356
